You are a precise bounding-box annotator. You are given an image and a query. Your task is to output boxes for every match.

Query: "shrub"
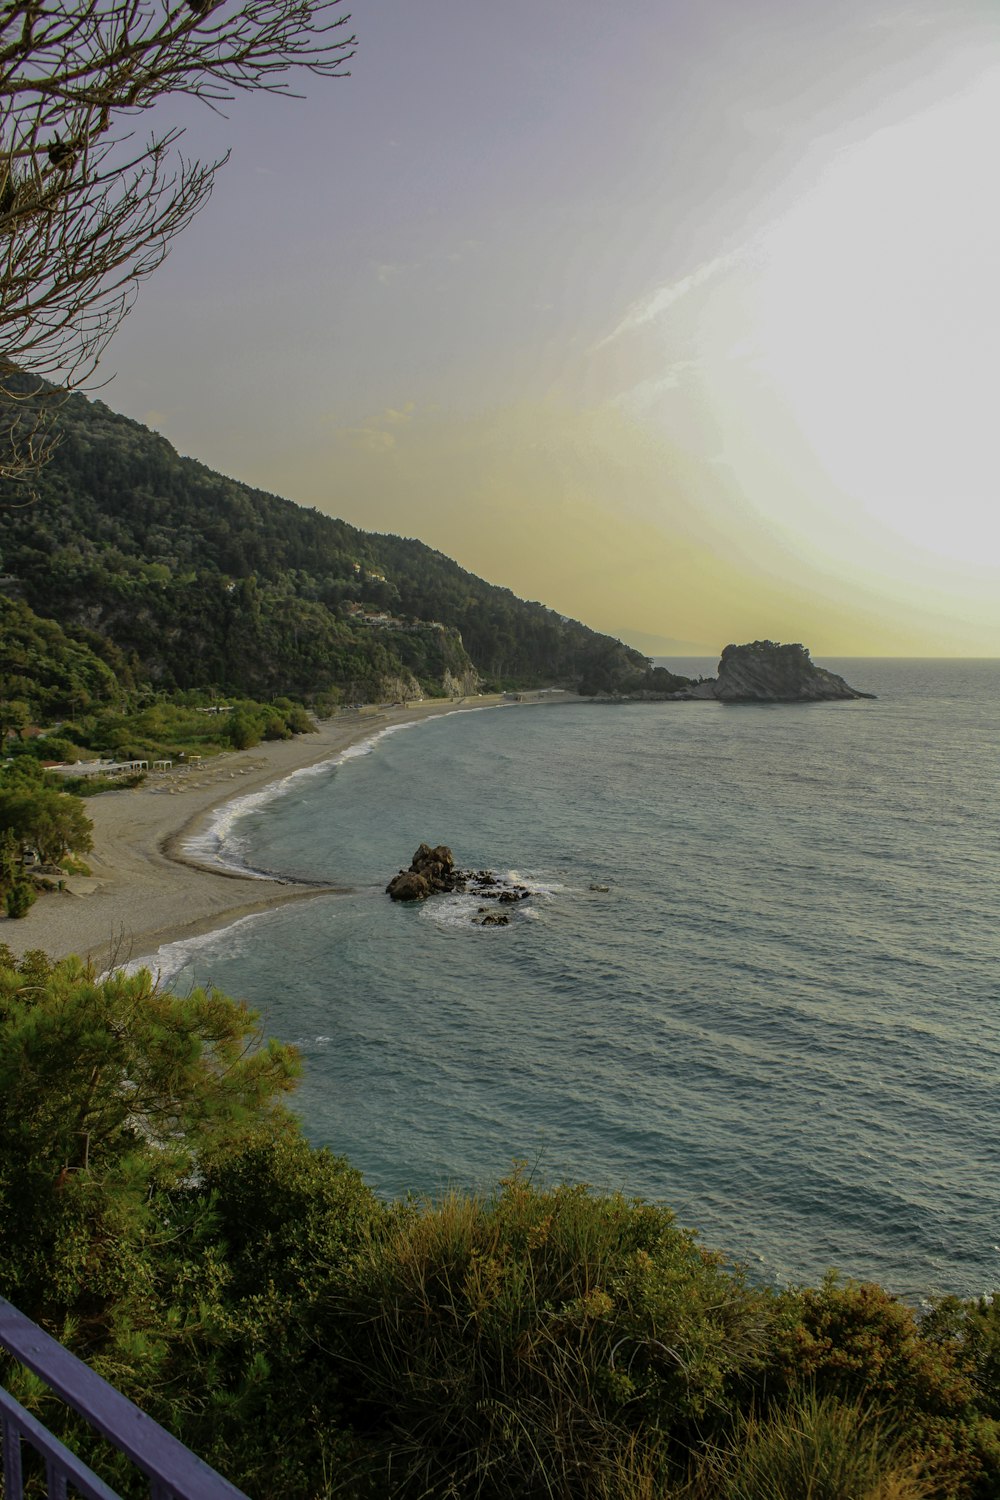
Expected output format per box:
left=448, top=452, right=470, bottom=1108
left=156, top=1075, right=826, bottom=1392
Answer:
left=692, top=1390, right=935, bottom=1500
left=764, top=1276, right=1000, bottom=1497
left=324, top=1169, right=770, bottom=1497
left=226, top=709, right=263, bottom=749
left=5, top=879, right=36, bottom=917
left=5, top=736, right=79, bottom=764
left=0, top=783, right=94, bottom=862
left=156, top=1136, right=385, bottom=1498
left=270, top=698, right=316, bottom=735
left=924, top=1297, right=1000, bottom=1426
left=70, top=772, right=145, bottom=797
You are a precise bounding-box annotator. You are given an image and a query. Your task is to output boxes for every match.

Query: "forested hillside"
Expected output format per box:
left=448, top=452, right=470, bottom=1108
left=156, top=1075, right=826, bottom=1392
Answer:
left=0, top=386, right=657, bottom=710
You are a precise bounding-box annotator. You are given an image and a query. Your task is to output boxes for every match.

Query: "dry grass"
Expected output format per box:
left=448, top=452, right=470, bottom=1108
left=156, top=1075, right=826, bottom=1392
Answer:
left=689, top=1390, right=939, bottom=1500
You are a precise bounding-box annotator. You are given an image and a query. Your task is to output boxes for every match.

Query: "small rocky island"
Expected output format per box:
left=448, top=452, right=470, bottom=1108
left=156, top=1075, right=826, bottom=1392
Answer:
left=386, top=843, right=530, bottom=925
left=689, top=640, right=874, bottom=703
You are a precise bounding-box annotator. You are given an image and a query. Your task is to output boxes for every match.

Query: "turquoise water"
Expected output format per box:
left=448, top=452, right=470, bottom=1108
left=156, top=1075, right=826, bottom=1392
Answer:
left=151, top=661, right=1000, bottom=1301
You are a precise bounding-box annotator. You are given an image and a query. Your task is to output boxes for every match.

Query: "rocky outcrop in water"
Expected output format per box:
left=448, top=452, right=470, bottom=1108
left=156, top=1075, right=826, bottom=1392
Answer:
left=384, top=869, right=433, bottom=901
left=386, top=843, right=531, bottom=911
left=702, top=641, right=874, bottom=702
left=386, top=843, right=461, bottom=900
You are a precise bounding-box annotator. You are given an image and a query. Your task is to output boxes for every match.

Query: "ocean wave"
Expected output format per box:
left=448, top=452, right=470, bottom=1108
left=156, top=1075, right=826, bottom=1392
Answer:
left=118, top=907, right=300, bottom=987
left=181, top=720, right=422, bottom=876
left=506, top=870, right=566, bottom=897
left=420, top=869, right=560, bottom=930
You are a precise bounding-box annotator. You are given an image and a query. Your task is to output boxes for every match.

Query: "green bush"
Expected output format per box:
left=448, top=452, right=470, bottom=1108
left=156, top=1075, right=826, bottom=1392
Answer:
left=69, top=771, right=145, bottom=797
left=323, top=1169, right=770, bottom=1498
left=693, top=1390, right=933, bottom=1500
left=226, top=708, right=263, bottom=749
left=922, top=1297, right=1000, bottom=1426
left=764, top=1276, right=1000, bottom=1497
left=0, top=954, right=302, bottom=1320
left=4, top=735, right=79, bottom=764
left=0, top=949, right=366, bottom=1499
left=0, top=785, right=93, bottom=863
left=149, top=1136, right=384, bottom=1498
left=282, top=703, right=316, bottom=734
left=5, top=879, right=36, bottom=917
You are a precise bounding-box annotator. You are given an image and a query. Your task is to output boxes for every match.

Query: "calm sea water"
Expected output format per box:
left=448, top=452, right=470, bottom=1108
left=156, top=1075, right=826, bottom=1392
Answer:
left=150, top=660, right=1000, bottom=1302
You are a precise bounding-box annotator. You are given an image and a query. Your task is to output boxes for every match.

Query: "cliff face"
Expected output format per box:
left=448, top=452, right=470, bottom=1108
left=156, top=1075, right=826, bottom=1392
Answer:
left=709, top=641, right=873, bottom=702
left=442, top=666, right=482, bottom=698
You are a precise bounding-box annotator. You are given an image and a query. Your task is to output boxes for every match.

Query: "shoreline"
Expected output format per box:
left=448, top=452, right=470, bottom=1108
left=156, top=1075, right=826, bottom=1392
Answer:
left=3, top=694, right=576, bottom=970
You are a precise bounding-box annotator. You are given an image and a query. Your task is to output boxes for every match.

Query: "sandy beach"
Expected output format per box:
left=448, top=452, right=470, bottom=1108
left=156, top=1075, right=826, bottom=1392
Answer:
left=2, top=695, right=569, bottom=970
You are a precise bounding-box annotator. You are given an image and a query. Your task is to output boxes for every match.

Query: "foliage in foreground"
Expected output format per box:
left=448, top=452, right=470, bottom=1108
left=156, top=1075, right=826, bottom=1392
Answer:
left=693, top=1389, right=933, bottom=1500
left=326, top=1175, right=768, bottom=1496
left=0, top=949, right=998, bottom=1499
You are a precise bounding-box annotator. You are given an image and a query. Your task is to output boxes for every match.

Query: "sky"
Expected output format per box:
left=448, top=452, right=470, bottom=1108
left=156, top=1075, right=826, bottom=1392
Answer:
left=104, top=0, right=1000, bottom=656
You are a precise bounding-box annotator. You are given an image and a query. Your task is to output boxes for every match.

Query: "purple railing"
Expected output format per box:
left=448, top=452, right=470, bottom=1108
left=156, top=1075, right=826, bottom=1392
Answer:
left=0, top=1298, right=250, bottom=1500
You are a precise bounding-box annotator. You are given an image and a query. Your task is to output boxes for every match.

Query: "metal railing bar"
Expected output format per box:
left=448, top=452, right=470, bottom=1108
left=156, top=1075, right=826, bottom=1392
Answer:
left=0, top=1386, right=121, bottom=1500
left=0, top=1300, right=249, bottom=1500
left=47, top=1455, right=69, bottom=1500
left=3, top=1410, right=26, bottom=1498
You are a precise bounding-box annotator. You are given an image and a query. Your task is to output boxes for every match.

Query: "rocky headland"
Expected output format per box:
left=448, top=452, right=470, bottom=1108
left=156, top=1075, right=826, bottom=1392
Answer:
left=691, top=640, right=874, bottom=703
left=589, top=641, right=874, bottom=704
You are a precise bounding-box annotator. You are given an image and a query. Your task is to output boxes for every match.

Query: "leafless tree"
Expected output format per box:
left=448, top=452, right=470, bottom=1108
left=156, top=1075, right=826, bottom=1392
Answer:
left=0, top=0, right=355, bottom=485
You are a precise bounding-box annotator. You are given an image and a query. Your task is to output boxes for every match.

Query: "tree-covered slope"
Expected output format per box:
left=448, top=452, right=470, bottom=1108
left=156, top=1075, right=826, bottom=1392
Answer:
left=0, top=387, right=651, bottom=703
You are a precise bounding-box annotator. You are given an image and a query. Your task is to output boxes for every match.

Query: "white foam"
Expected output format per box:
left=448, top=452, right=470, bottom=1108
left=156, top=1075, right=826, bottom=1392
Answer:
left=182, top=721, right=420, bottom=876
left=505, top=870, right=565, bottom=897
left=183, top=705, right=511, bottom=876
left=115, top=907, right=294, bottom=987
left=419, top=869, right=558, bottom=930
left=422, top=893, right=493, bottom=929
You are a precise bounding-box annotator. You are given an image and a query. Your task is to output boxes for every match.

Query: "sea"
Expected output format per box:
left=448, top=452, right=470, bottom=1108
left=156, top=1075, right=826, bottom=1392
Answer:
left=146, top=659, right=1000, bottom=1304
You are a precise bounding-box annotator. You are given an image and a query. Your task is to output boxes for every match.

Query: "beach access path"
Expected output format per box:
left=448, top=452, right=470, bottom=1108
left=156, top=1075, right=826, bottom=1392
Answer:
left=2, top=695, right=573, bottom=970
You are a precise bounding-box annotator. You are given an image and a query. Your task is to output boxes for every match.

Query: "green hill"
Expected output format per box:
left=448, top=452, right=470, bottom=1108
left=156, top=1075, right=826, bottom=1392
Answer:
left=0, top=385, right=662, bottom=710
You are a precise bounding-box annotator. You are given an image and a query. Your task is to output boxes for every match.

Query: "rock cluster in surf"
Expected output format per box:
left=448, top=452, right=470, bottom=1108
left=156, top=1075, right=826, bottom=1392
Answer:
left=386, top=843, right=530, bottom=925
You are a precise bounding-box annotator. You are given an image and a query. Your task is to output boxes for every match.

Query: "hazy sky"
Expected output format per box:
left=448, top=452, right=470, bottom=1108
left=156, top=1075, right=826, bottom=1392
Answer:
left=105, top=0, right=1000, bottom=655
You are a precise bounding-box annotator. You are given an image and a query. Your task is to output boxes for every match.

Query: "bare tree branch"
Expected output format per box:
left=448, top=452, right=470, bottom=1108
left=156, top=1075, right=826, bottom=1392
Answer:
left=0, top=0, right=355, bottom=483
